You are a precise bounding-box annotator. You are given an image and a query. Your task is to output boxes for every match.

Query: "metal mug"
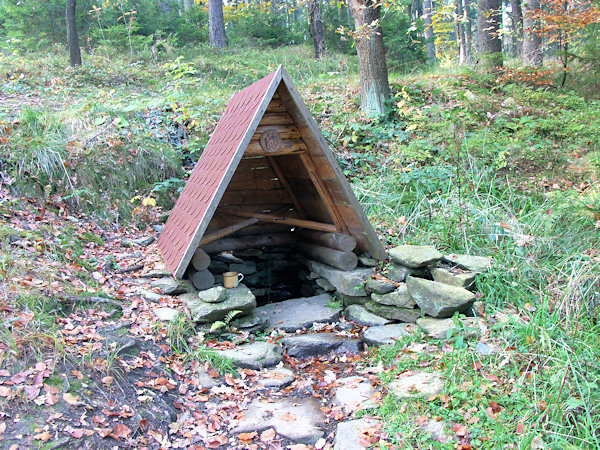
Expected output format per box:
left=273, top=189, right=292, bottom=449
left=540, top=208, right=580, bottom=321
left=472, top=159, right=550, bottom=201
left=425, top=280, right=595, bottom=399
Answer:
left=223, top=271, right=244, bottom=288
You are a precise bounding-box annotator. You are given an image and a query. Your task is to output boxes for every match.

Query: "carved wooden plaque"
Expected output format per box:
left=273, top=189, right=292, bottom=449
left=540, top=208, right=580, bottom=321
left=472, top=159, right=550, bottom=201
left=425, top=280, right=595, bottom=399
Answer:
left=259, top=129, right=282, bottom=153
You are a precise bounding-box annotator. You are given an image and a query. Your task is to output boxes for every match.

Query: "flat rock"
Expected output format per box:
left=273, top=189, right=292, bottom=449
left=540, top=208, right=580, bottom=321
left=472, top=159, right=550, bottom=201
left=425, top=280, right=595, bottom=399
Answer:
left=208, top=260, right=229, bottom=274
left=365, top=278, right=396, bottom=295
left=416, top=317, right=480, bottom=339
left=335, top=292, right=371, bottom=306
left=358, top=256, right=378, bottom=267
left=151, top=278, right=194, bottom=295
left=233, top=397, right=325, bottom=444
left=334, top=419, right=380, bottom=450
left=140, top=270, right=171, bottom=278
left=181, top=284, right=256, bottom=323
left=385, top=263, right=424, bottom=283
left=371, top=284, right=415, bottom=308
left=153, top=307, right=182, bottom=322
left=333, top=376, right=377, bottom=413
left=389, top=245, right=443, bottom=268
left=299, top=259, right=372, bottom=296
left=388, top=371, right=445, bottom=399
left=255, top=294, right=339, bottom=332
left=365, top=302, right=421, bottom=323
left=219, top=342, right=283, bottom=369
left=431, top=267, right=476, bottom=289
left=198, top=369, right=220, bottom=389
left=407, top=276, right=475, bottom=318
left=197, top=286, right=227, bottom=303
left=418, top=419, right=455, bottom=443
left=229, top=261, right=257, bottom=275
left=363, top=324, right=417, bottom=346
left=283, top=333, right=360, bottom=358
left=231, top=312, right=267, bottom=331
left=346, top=304, right=390, bottom=326
left=443, top=254, right=492, bottom=273
left=137, top=289, right=163, bottom=302
left=257, top=367, right=295, bottom=389
left=315, top=278, right=335, bottom=292
left=133, top=236, right=155, bottom=246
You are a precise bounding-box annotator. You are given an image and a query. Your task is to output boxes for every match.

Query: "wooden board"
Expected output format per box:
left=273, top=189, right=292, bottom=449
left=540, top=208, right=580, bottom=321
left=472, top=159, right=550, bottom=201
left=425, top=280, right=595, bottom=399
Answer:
left=258, top=112, right=294, bottom=126
left=245, top=139, right=308, bottom=156
left=250, top=125, right=301, bottom=141
left=220, top=189, right=292, bottom=205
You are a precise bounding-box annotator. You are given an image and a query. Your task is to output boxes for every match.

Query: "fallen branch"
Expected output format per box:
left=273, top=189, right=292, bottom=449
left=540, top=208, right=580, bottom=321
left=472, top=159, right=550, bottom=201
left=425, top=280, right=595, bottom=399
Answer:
left=114, top=263, right=145, bottom=274
left=57, top=295, right=122, bottom=308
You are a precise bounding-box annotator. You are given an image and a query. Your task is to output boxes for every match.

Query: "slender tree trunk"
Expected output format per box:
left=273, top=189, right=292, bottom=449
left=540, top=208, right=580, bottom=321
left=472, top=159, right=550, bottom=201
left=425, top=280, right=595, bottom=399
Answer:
left=522, top=0, right=542, bottom=66
left=463, top=0, right=473, bottom=63
left=476, top=0, right=503, bottom=67
left=348, top=0, right=391, bottom=116
left=183, top=0, right=194, bottom=11
left=456, top=0, right=467, bottom=64
left=209, top=0, right=227, bottom=48
left=66, top=0, right=82, bottom=66
left=309, top=0, right=324, bottom=58
left=510, top=0, right=523, bottom=56
left=423, top=0, right=438, bottom=63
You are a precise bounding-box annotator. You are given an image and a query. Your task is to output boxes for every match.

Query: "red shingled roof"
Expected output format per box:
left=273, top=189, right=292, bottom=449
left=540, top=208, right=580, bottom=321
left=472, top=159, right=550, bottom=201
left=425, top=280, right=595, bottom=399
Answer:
left=158, top=68, right=281, bottom=277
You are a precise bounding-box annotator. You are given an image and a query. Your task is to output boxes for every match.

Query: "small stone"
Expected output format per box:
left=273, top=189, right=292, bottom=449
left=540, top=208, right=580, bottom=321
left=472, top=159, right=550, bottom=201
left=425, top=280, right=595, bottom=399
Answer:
left=416, top=317, right=480, bottom=339
left=371, top=284, right=415, bottom=308
left=419, top=419, right=455, bottom=443
left=315, top=278, right=335, bottom=292
left=389, top=245, right=443, bottom=268
left=153, top=307, right=182, bottom=322
left=365, top=278, right=396, bottom=295
left=151, top=278, right=194, bottom=295
left=133, top=236, right=155, bottom=247
left=346, top=305, right=390, bottom=326
left=358, top=256, right=378, bottom=267
left=386, top=263, right=424, bottom=283
left=443, top=254, right=492, bottom=273
left=229, top=261, right=257, bottom=275
left=364, top=302, right=421, bottom=323
left=255, top=294, right=340, bottom=332
left=231, top=312, right=267, bottom=331
left=407, top=276, right=476, bottom=318
left=475, top=342, right=498, bottom=355
left=152, top=224, right=163, bottom=233
left=363, top=323, right=417, bottom=346
left=431, top=267, right=476, bottom=289
left=233, top=397, right=325, bottom=444
left=334, top=292, right=371, bottom=306
left=283, top=333, right=348, bottom=358
left=333, top=377, right=377, bottom=413
left=219, top=342, right=283, bottom=369
left=197, top=286, right=227, bottom=303
left=334, top=419, right=380, bottom=450
left=121, top=239, right=133, bottom=248
left=257, top=367, right=295, bottom=389
left=388, top=371, right=445, bottom=399
left=137, top=289, right=163, bottom=302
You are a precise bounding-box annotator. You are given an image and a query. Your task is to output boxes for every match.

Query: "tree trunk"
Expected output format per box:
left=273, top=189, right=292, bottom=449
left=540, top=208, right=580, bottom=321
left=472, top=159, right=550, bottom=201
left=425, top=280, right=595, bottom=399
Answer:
left=456, top=0, right=467, bottom=64
left=348, top=0, right=391, bottom=116
left=522, top=0, right=542, bottom=66
left=510, top=0, right=523, bottom=56
left=463, top=0, right=473, bottom=63
left=423, top=0, right=438, bottom=63
left=476, top=0, right=503, bottom=67
left=183, top=0, right=194, bottom=11
left=66, top=0, right=82, bottom=67
left=309, top=0, right=324, bottom=58
left=209, top=0, right=227, bottom=48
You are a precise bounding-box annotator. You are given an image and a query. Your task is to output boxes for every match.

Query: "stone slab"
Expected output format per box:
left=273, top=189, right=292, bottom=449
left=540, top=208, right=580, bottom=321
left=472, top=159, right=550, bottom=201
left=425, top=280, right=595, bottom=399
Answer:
left=255, top=294, right=340, bottom=332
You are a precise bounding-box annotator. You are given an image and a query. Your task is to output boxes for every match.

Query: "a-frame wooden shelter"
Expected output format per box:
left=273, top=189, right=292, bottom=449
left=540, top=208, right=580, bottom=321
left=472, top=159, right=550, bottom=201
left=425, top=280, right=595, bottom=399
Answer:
left=158, top=66, right=386, bottom=278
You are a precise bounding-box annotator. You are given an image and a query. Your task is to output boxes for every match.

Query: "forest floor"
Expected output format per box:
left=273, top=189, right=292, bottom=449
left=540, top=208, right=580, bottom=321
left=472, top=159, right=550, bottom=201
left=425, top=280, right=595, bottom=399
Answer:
left=1, top=46, right=599, bottom=448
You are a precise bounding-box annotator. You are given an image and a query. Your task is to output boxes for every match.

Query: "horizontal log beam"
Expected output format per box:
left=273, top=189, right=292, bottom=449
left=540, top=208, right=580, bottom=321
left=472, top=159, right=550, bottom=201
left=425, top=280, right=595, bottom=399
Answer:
left=198, top=218, right=260, bottom=247
left=245, top=139, right=308, bottom=156
left=219, top=207, right=337, bottom=233
left=202, top=233, right=297, bottom=254
left=298, top=230, right=357, bottom=252
left=295, top=241, right=358, bottom=271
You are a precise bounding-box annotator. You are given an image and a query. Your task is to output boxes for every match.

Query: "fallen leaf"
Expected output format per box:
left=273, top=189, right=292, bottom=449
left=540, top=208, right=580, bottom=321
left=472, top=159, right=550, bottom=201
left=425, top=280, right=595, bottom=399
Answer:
left=238, top=431, right=257, bottom=442
left=69, top=428, right=85, bottom=438
left=71, top=370, right=84, bottom=380
left=33, top=430, right=51, bottom=442
left=314, top=437, right=327, bottom=449
left=280, top=412, right=296, bottom=421
left=516, top=422, right=526, bottom=434
left=290, top=445, right=310, bottom=450
left=113, top=423, right=132, bottom=439
left=0, top=422, right=6, bottom=434
left=101, top=376, right=114, bottom=386
left=260, top=428, right=276, bottom=443
left=206, top=435, right=228, bottom=448
left=63, top=393, right=80, bottom=405
left=452, top=423, right=468, bottom=437
left=0, top=386, right=11, bottom=397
